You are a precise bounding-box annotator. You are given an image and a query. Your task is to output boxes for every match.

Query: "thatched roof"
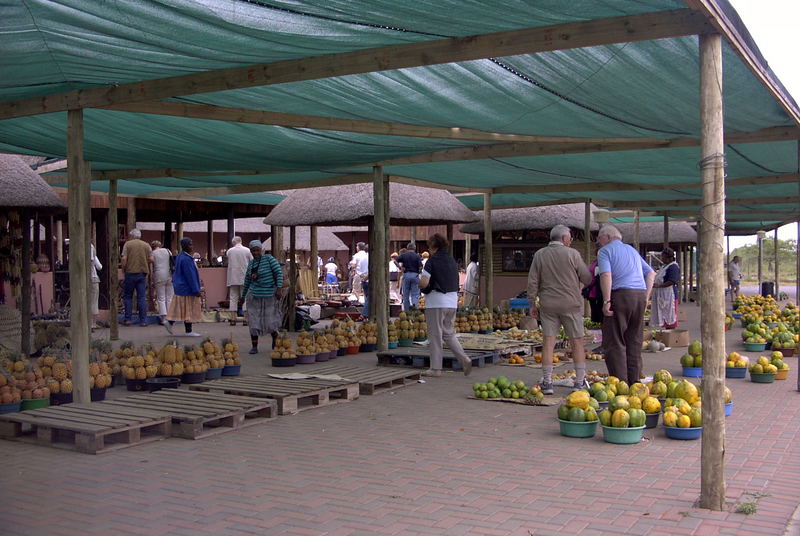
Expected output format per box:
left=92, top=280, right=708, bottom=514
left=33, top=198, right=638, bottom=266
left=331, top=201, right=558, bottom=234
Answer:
left=263, top=183, right=478, bottom=226
left=459, top=203, right=598, bottom=234
left=616, top=221, right=697, bottom=245
left=263, top=226, right=348, bottom=251
left=0, top=154, right=65, bottom=208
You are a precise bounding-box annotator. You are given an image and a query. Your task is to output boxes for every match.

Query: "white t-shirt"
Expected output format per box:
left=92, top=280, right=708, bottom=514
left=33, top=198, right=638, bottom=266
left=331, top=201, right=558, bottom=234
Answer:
left=350, top=250, right=369, bottom=276
left=464, top=261, right=479, bottom=294
left=151, top=247, right=172, bottom=284
left=728, top=261, right=742, bottom=281
left=421, top=268, right=458, bottom=308
left=324, top=262, right=338, bottom=276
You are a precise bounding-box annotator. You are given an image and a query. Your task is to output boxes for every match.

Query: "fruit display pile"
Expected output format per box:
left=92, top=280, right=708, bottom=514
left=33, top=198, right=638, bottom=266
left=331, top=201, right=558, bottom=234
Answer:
left=393, top=311, right=427, bottom=340
left=471, top=376, right=545, bottom=403
left=679, top=340, right=703, bottom=368
left=748, top=353, right=788, bottom=374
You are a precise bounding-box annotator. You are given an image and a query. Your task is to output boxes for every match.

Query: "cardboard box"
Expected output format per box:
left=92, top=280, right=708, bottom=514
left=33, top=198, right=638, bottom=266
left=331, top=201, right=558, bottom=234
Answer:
left=654, top=329, right=689, bottom=348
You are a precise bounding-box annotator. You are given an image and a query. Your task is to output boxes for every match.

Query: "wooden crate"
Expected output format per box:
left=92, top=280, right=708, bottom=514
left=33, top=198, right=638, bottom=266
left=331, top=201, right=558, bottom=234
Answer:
left=0, top=403, right=171, bottom=454
left=376, top=348, right=492, bottom=371
left=189, top=377, right=359, bottom=415
left=299, top=364, right=422, bottom=395
left=102, top=389, right=277, bottom=439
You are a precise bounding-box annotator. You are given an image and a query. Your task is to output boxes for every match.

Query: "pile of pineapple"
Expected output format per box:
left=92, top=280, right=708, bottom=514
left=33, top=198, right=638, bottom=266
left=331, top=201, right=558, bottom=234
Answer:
left=455, top=307, right=493, bottom=333
left=387, top=321, right=399, bottom=344
left=356, top=321, right=379, bottom=345
left=330, top=320, right=352, bottom=350
left=493, top=308, right=526, bottom=330
left=395, top=311, right=426, bottom=340
left=295, top=331, right=318, bottom=356
left=3, top=352, right=50, bottom=400
left=121, top=343, right=160, bottom=380
left=271, top=334, right=297, bottom=359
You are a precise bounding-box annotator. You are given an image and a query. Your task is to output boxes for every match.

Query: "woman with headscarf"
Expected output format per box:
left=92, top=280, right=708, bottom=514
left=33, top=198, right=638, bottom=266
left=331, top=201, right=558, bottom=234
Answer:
left=419, top=233, right=473, bottom=377
left=164, top=237, right=203, bottom=336
left=242, top=240, right=284, bottom=354
left=650, top=248, right=680, bottom=329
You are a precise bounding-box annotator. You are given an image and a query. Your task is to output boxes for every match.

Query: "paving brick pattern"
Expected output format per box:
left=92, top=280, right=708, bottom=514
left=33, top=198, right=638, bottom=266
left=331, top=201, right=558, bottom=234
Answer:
left=3, top=304, right=800, bottom=535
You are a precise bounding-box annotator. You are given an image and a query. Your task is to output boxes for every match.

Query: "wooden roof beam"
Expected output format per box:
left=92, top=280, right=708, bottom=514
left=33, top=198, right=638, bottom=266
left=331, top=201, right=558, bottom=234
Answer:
left=610, top=196, right=800, bottom=208
left=138, top=174, right=371, bottom=199
left=0, top=9, right=710, bottom=120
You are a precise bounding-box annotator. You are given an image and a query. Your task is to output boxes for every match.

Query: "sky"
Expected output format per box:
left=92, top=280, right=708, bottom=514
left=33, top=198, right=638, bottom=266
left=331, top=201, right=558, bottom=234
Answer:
left=725, top=0, right=799, bottom=250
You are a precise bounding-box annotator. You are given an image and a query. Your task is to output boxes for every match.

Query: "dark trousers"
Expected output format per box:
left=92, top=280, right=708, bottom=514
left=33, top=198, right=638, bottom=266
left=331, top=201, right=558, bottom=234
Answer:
left=123, top=272, right=147, bottom=323
left=601, top=289, right=646, bottom=384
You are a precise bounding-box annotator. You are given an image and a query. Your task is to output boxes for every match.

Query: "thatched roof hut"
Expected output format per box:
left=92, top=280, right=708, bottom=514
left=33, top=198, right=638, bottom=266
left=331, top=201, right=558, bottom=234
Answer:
left=137, top=217, right=268, bottom=233
left=0, top=153, right=65, bottom=209
left=459, top=203, right=598, bottom=234
left=263, top=183, right=478, bottom=226
left=616, top=221, right=697, bottom=246
left=263, top=226, right=348, bottom=251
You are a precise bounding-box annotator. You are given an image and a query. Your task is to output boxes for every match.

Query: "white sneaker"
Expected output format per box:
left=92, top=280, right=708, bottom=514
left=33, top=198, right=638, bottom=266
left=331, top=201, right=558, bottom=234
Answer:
left=185, top=332, right=202, bottom=337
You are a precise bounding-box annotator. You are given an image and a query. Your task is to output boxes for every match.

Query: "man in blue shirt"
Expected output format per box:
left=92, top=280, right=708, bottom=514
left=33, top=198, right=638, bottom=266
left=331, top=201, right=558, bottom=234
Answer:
left=597, top=225, right=655, bottom=384
left=397, top=243, right=422, bottom=311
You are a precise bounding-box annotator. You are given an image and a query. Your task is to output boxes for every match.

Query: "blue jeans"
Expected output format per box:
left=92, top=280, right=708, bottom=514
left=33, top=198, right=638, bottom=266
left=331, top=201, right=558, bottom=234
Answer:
left=123, top=272, right=148, bottom=323
left=401, top=273, right=420, bottom=311
left=362, top=279, right=370, bottom=318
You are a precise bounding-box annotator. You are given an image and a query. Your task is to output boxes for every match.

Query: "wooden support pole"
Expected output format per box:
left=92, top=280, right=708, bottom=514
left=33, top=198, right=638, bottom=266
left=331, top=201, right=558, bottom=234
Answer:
left=796, top=220, right=800, bottom=305
left=483, top=193, right=494, bottom=307
left=446, top=224, right=454, bottom=259
left=663, top=215, right=669, bottom=249
left=689, top=246, right=695, bottom=299
left=726, top=235, right=730, bottom=266
left=20, top=210, right=31, bottom=356
left=773, top=230, right=779, bottom=295
left=32, top=212, right=41, bottom=259
left=288, top=226, right=297, bottom=331
left=310, top=226, right=319, bottom=284
left=757, top=233, right=763, bottom=289
left=698, top=32, right=726, bottom=511
left=226, top=206, right=235, bottom=251
left=584, top=200, right=592, bottom=263
left=45, top=215, right=54, bottom=272
left=126, top=197, right=136, bottom=233
left=464, top=234, right=471, bottom=267
left=633, top=209, right=641, bottom=254
left=108, top=180, right=119, bottom=340
left=373, top=166, right=389, bottom=350
left=410, top=226, right=417, bottom=245
left=163, top=219, right=172, bottom=252
left=207, top=219, right=214, bottom=265
left=681, top=246, right=688, bottom=302
left=67, top=108, right=91, bottom=404
left=272, top=226, right=284, bottom=262
left=176, top=221, right=184, bottom=244
left=56, top=220, right=63, bottom=265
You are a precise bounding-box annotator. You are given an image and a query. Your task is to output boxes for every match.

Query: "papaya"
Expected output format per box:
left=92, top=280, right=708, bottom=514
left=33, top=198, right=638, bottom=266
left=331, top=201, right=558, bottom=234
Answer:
left=594, top=389, right=609, bottom=402
left=629, top=382, right=649, bottom=401
left=627, top=408, right=646, bottom=428
left=693, top=355, right=703, bottom=367
left=680, top=353, right=695, bottom=367
left=565, top=390, right=590, bottom=410
left=688, top=340, right=702, bottom=357
left=674, top=379, right=699, bottom=404
left=677, top=414, right=692, bottom=428
left=606, top=376, right=619, bottom=386
left=557, top=405, right=570, bottom=421
left=649, top=380, right=667, bottom=398
left=662, top=410, right=678, bottom=427
left=585, top=408, right=598, bottom=422
left=590, top=382, right=606, bottom=396
left=611, top=409, right=630, bottom=428
left=588, top=397, right=599, bottom=410
left=567, top=407, right=586, bottom=422
left=666, top=381, right=679, bottom=398
left=627, top=396, right=642, bottom=410
left=608, top=395, right=630, bottom=412
left=616, top=381, right=630, bottom=395
left=724, top=386, right=732, bottom=404
left=598, top=409, right=612, bottom=427
left=642, top=397, right=662, bottom=414
left=689, top=408, right=702, bottom=428
left=653, top=369, right=672, bottom=384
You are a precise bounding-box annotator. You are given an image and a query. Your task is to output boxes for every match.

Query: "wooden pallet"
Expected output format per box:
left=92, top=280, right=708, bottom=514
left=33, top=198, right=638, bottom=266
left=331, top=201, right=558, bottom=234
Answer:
left=102, top=389, right=277, bottom=439
left=0, top=403, right=171, bottom=454
left=298, top=364, right=422, bottom=395
left=189, top=377, right=359, bottom=415
left=376, top=348, right=493, bottom=371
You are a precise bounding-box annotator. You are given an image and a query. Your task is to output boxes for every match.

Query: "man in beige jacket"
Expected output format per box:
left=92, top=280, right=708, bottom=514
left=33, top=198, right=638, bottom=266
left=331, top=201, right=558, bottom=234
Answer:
left=528, top=225, right=592, bottom=394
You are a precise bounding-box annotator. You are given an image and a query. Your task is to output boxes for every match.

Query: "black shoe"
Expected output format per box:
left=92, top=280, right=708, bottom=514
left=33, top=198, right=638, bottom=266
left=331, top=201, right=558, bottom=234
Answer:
left=249, top=348, right=258, bottom=355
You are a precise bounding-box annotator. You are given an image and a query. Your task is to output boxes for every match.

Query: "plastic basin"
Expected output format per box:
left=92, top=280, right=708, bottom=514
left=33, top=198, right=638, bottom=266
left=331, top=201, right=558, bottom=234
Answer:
left=725, top=401, right=732, bottom=417
left=296, top=354, right=316, bottom=364
left=50, top=392, right=74, bottom=405
left=360, top=343, right=376, bottom=352
left=0, top=401, right=21, bottom=414
left=743, top=342, right=767, bottom=352
left=682, top=366, right=702, bottom=378
left=601, top=425, right=645, bottom=444
left=315, top=352, right=330, bottom=362
left=388, top=341, right=398, bottom=349
left=181, top=371, right=207, bottom=384
left=725, top=367, right=747, bottom=378
left=750, top=372, right=776, bottom=383
left=146, top=377, right=180, bottom=392
left=557, top=419, right=598, bottom=438
left=125, top=378, right=148, bottom=392
left=205, top=367, right=223, bottom=380
left=398, top=338, right=413, bottom=347
left=346, top=346, right=360, bottom=355
left=21, top=397, right=49, bottom=411
left=90, top=387, right=106, bottom=402
left=337, top=347, right=347, bottom=356
left=775, top=368, right=789, bottom=380
left=271, top=357, right=297, bottom=367
left=644, top=412, right=660, bottom=429
left=663, top=426, right=702, bottom=440
left=222, top=365, right=241, bottom=376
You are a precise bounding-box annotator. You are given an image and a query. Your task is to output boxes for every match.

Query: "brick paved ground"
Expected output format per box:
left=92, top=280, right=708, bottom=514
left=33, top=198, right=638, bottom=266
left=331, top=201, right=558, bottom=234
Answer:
left=3, top=301, right=800, bottom=535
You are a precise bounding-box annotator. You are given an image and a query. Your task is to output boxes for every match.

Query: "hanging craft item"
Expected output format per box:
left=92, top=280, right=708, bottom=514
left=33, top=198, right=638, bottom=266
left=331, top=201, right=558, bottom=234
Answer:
left=0, top=211, right=23, bottom=301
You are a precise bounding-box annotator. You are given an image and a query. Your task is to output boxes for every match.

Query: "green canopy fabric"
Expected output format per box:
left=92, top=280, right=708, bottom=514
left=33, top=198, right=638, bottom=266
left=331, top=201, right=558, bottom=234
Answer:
left=0, top=0, right=797, bottom=232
